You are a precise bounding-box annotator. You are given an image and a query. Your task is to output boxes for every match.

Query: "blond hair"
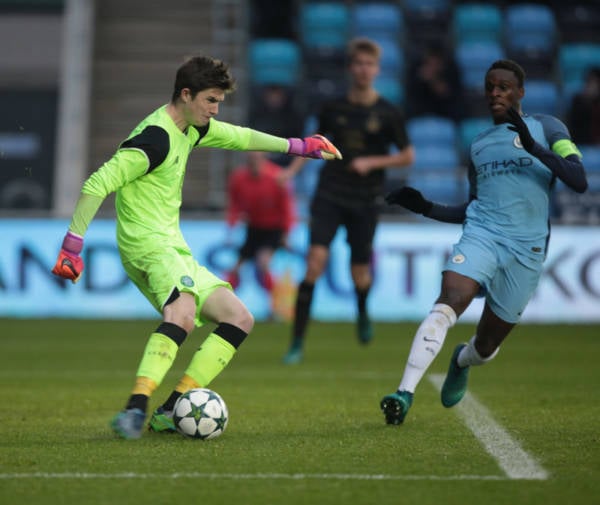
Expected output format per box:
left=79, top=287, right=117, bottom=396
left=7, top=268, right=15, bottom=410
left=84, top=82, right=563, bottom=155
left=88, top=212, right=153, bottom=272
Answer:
left=347, top=37, right=382, bottom=63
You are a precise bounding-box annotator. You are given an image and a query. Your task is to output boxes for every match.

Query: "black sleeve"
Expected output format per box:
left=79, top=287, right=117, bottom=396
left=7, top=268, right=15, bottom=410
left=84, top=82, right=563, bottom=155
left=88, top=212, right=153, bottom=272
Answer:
left=529, top=144, right=588, bottom=194
left=119, top=125, right=170, bottom=173
left=426, top=202, right=469, bottom=223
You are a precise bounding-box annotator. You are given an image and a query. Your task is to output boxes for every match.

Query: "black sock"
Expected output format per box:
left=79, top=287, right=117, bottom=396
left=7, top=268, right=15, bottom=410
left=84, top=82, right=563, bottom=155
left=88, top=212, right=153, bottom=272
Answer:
left=125, top=394, right=148, bottom=412
left=291, top=281, right=315, bottom=345
left=356, top=286, right=371, bottom=317
left=162, top=391, right=182, bottom=412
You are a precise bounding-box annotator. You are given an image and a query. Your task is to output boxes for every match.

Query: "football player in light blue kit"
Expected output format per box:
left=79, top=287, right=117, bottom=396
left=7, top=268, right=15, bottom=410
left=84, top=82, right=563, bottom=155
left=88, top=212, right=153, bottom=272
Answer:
left=380, top=59, right=588, bottom=425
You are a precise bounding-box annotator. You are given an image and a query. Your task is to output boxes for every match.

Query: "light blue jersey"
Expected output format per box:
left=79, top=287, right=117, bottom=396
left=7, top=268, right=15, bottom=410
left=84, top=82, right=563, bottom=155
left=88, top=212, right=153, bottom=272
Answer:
left=446, top=113, right=575, bottom=322
left=465, top=114, right=570, bottom=257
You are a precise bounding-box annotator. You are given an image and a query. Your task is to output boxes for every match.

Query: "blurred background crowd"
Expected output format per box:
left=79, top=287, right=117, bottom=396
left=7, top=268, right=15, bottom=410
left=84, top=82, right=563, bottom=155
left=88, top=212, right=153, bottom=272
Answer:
left=1, top=0, right=599, bottom=223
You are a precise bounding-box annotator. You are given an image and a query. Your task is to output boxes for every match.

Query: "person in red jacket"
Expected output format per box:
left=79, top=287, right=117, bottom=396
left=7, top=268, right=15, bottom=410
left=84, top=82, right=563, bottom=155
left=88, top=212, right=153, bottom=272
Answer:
left=225, top=151, right=295, bottom=295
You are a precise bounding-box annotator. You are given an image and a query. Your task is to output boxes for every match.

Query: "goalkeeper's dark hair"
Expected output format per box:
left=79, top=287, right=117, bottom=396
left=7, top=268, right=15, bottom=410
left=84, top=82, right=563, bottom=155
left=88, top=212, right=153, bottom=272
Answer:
left=486, top=59, right=526, bottom=88
left=171, top=55, right=236, bottom=103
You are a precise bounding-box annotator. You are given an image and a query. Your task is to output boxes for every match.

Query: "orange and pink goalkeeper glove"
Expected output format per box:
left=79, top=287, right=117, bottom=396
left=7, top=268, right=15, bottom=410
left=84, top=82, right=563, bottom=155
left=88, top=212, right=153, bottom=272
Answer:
left=287, top=134, right=342, bottom=160
left=51, top=231, right=84, bottom=283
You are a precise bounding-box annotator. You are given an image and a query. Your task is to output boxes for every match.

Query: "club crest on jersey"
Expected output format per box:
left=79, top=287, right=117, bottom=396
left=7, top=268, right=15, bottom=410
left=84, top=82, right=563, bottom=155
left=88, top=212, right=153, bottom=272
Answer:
left=180, top=275, right=194, bottom=287
left=513, top=135, right=523, bottom=149
left=366, top=114, right=381, bottom=133
left=452, top=254, right=465, bottom=264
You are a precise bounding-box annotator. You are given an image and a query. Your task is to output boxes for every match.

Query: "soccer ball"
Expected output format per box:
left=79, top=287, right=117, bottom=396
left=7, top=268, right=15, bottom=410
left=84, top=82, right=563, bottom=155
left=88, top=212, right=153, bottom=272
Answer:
left=173, top=388, right=228, bottom=440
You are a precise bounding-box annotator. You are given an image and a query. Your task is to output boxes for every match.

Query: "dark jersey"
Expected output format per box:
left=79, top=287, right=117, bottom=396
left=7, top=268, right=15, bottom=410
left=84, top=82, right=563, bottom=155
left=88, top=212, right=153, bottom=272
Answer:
left=315, top=96, right=410, bottom=207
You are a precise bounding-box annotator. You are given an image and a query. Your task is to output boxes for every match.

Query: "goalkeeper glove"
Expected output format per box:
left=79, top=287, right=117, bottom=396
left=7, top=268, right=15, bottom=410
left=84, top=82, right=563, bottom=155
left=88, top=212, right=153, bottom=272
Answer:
left=385, top=186, right=433, bottom=216
left=506, top=107, right=535, bottom=152
left=51, top=231, right=84, bottom=283
left=287, top=134, right=342, bottom=160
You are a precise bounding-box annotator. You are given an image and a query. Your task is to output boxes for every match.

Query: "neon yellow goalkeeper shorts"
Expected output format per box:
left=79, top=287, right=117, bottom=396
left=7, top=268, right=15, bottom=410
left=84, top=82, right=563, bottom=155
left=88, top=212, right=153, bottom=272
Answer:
left=122, top=246, right=231, bottom=327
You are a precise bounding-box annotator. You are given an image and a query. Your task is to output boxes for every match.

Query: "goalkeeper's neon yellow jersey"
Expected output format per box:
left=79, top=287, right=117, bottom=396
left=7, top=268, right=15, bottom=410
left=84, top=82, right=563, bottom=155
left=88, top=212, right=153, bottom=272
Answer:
left=80, top=105, right=288, bottom=261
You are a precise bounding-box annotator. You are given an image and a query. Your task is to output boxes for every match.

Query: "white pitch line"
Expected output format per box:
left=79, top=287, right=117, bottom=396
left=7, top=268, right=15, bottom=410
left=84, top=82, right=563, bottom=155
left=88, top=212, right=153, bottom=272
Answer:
left=428, top=374, right=549, bottom=480
left=0, top=472, right=508, bottom=481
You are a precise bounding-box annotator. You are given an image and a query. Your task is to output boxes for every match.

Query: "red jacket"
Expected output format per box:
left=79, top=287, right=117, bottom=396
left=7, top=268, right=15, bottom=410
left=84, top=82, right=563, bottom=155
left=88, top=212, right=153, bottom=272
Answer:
left=226, top=159, right=295, bottom=232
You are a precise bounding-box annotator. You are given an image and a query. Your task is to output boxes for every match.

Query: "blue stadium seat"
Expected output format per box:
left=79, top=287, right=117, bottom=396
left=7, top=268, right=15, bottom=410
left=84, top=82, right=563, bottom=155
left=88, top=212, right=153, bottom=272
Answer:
left=505, top=4, right=557, bottom=55
left=248, top=39, right=301, bottom=86
left=522, top=80, right=560, bottom=116
left=375, top=75, right=404, bottom=105
left=580, top=145, right=600, bottom=173
left=411, top=145, right=460, bottom=172
left=376, top=37, right=404, bottom=77
left=458, top=117, right=494, bottom=158
left=453, top=4, right=502, bottom=44
left=352, top=3, right=404, bottom=40
left=403, top=0, right=450, bottom=18
left=407, top=116, right=458, bottom=149
left=455, top=41, right=505, bottom=91
left=407, top=171, right=468, bottom=205
left=559, top=44, right=600, bottom=92
left=300, top=2, right=350, bottom=50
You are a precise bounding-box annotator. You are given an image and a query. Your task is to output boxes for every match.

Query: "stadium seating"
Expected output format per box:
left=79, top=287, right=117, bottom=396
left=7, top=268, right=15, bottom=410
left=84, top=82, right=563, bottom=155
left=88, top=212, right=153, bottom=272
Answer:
left=521, top=79, right=560, bottom=116
left=559, top=43, right=600, bottom=89
left=406, top=171, right=469, bottom=206
left=556, top=3, right=600, bottom=44
left=410, top=145, right=460, bottom=172
left=407, top=115, right=458, bottom=149
left=455, top=41, right=505, bottom=91
left=580, top=145, right=600, bottom=173
left=375, top=75, right=404, bottom=105
left=299, top=2, right=350, bottom=51
left=352, top=2, right=404, bottom=41
left=248, top=39, right=301, bottom=86
left=376, top=37, right=404, bottom=78
left=246, top=1, right=600, bottom=223
left=452, top=4, right=502, bottom=44
left=505, top=3, right=558, bottom=77
left=403, top=0, right=451, bottom=56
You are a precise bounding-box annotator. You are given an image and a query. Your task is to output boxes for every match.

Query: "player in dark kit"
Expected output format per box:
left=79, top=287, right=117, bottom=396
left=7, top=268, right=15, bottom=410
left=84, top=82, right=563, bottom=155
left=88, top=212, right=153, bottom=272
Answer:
left=280, top=37, right=415, bottom=364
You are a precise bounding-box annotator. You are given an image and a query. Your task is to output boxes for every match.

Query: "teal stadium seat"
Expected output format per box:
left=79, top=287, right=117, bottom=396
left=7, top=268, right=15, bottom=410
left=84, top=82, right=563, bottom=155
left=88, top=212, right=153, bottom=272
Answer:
left=455, top=41, right=505, bottom=91
left=505, top=3, right=557, bottom=77
left=453, top=4, right=502, bottom=44
left=376, top=37, right=405, bottom=78
left=580, top=145, right=600, bottom=174
left=375, top=75, right=404, bottom=105
left=505, top=3, right=557, bottom=54
left=406, top=171, right=469, bottom=206
left=300, top=2, right=350, bottom=50
left=559, top=43, right=600, bottom=97
left=249, top=39, right=301, bottom=86
left=408, top=115, right=458, bottom=149
left=521, top=79, right=560, bottom=116
left=352, top=3, right=404, bottom=40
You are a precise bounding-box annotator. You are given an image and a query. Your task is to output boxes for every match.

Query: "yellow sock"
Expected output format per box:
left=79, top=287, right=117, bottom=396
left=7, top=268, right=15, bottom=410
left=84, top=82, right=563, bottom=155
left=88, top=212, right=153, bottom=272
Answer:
left=183, top=334, right=236, bottom=387
left=135, top=333, right=179, bottom=388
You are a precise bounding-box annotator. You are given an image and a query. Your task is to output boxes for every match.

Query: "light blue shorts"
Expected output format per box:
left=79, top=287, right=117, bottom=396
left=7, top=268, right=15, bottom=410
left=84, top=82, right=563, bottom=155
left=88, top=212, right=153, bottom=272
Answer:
left=443, top=233, right=544, bottom=323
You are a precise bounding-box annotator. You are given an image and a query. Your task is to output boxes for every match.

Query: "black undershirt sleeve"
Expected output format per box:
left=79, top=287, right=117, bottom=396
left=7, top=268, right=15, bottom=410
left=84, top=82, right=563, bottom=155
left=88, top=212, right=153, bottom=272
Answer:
left=119, top=125, right=170, bottom=173
left=529, top=144, right=588, bottom=193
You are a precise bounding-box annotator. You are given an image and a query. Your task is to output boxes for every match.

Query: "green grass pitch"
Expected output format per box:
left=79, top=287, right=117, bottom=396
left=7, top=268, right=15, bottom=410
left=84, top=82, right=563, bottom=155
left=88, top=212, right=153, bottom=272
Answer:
left=1, top=318, right=599, bottom=505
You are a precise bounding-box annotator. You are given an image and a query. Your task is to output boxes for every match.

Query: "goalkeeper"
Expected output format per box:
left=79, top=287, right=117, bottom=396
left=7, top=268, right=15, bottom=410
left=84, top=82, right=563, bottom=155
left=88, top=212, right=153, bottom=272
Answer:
left=51, top=55, right=341, bottom=440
